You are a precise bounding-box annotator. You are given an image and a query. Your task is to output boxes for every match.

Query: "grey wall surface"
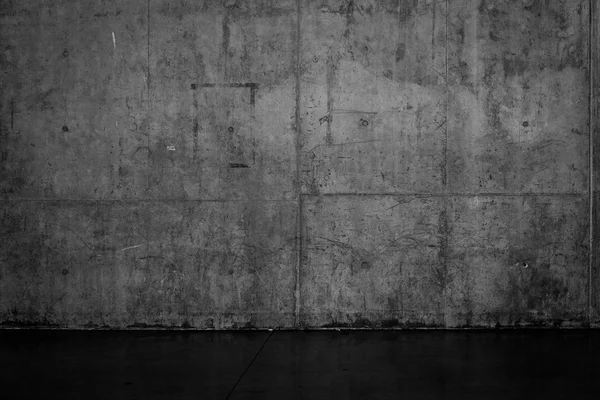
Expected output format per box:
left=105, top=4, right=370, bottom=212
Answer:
left=0, top=0, right=597, bottom=329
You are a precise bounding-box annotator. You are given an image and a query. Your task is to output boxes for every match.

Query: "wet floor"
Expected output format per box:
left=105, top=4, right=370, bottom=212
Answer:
left=1, top=330, right=599, bottom=399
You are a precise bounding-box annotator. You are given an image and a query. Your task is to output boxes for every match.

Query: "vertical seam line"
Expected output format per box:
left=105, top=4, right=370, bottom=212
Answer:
left=444, top=0, right=449, bottom=190
left=145, top=0, right=151, bottom=279
left=294, top=0, right=303, bottom=328
left=443, top=0, right=450, bottom=327
left=589, top=0, right=594, bottom=327
left=147, top=0, right=151, bottom=191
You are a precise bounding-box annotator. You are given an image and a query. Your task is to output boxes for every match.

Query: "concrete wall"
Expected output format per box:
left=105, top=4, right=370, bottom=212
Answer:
left=0, top=0, right=596, bottom=329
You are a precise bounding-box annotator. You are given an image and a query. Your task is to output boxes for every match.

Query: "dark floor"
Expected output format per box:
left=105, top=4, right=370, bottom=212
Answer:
left=1, top=330, right=599, bottom=399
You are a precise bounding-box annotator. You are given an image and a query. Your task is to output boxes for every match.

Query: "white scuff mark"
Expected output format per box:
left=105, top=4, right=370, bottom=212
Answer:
left=112, top=32, right=116, bottom=49
left=167, top=145, right=175, bottom=151
left=116, top=121, right=118, bottom=126
left=142, top=75, right=147, bottom=84
left=121, top=244, right=142, bottom=251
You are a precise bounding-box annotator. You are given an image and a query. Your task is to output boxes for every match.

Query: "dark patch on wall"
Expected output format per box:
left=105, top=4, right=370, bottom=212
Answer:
left=379, top=318, right=400, bottom=328
left=0, top=0, right=32, bottom=17
left=487, top=106, right=510, bottom=143
left=221, top=11, right=231, bottom=61
left=229, top=163, right=249, bottom=168
left=180, top=320, right=192, bottom=329
left=395, top=42, right=406, bottom=62
left=502, top=52, right=528, bottom=78
left=503, top=262, right=569, bottom=311
left=398, top=0, right=418, bottom=23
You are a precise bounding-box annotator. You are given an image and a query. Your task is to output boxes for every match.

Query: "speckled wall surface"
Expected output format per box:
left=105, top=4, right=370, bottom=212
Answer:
left=0, top=0, right=597, bottom=329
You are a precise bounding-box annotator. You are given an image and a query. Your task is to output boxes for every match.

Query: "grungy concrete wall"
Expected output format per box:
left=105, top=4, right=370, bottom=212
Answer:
left=0, top=0, right=596, bottom=329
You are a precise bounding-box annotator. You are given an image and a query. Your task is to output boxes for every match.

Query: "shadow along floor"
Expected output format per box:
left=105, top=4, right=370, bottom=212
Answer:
left=0, top=329, right=599, bottom=399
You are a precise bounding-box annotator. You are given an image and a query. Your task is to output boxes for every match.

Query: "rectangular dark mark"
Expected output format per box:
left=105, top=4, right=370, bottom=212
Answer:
left=192, top=117, right=199, bottom=148
left=249, top=85, right=256, bottom=105
left=229, top=163, right=249, bottom=168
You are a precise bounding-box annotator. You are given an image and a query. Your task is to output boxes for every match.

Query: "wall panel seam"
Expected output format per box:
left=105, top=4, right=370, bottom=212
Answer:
left=589, top=0, right=596, bottom=327
left=294, top=0, right=303, bottom=328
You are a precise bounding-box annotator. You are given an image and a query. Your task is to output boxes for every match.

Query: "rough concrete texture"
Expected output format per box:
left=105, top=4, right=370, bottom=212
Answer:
left=594, top=0, right=600, bottom=326
left=0, top=0, right=597, bottom=328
